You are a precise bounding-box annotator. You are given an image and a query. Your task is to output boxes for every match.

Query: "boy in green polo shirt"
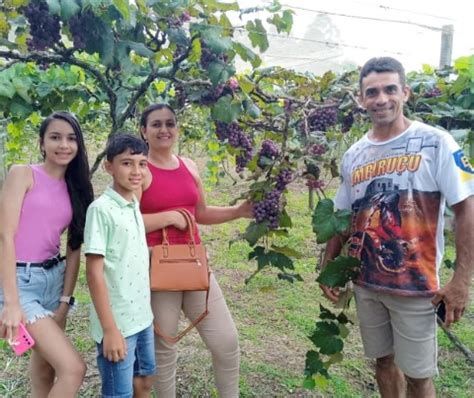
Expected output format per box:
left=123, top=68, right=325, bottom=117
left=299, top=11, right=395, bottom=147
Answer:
left=84, top=134, right=154, bottom=398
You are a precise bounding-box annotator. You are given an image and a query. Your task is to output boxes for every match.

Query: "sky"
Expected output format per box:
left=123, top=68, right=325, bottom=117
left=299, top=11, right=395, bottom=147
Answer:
left=234, top=0, right=474, bottom=74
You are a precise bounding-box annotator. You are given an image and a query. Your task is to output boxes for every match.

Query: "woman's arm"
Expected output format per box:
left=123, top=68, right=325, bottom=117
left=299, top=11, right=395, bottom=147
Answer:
left=0, top=165, right=33, bottom=339
left=54, top=245, right=81, bottom=326
left=182, top=158, right=253, bottom=225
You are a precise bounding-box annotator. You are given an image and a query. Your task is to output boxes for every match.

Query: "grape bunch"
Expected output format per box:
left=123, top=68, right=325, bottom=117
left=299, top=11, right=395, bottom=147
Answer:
left=200, top=84, right=225, bottom=105
left=214, top=122, right=253, bottom=172
left=253, top=189, right=282, bottom=229
left=276, top=169, right=292, bottom=191
left=23, top=0, right=61, bottom=51
left=309, top=143, right=327, bottom=156
left=257, top=139, right=279, bottom=168
left=200, top=41, right=228, bottom=69
left=307, top=106, right=338, bottom=132
left=68, top=11, right=94, bottom=50
left=423, top=87, right=442, bottom=98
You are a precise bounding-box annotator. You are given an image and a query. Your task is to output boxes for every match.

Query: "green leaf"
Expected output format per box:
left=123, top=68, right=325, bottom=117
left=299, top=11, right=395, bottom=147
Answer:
left=0, top=77, right=15, bottom=99
left=318, top=305, right=336, bottom=320
left=126, top=40, right=155, bottom=58
left=188, top=38, right=202, bottom=63
left=246, top=19, right=269, bottom=52
left=60, top=0, right=80, bottom=20
left=267, top=251, right=294, bottom=270
left=201, top=27, right=232, bottom=54
left=46, top=0, right=61, bottom=15
left=248, top=246, right=270, bottom=270
left=12, top=76, right=31, bottom=103
left=277, top=272, right=303, bottom=283
left=232, top=42, right=261, bottom=68
left=270, top=244, right=302, bottom=258
left=312, top=199, right=351, bottom=243
left=316, top=256, right=360, bottom=288
left=112, top=0, right=130, bottom=21
left=211, top=95, right=242, bottom=124
left=167, top=27, right=189, bottom=47
left=207, top=61, right=235, bottom=86
left=304, top=350, right=328, bottom=378
left=309, top=321, right=343, bottom=355
left=243, top=221, right=268, bottom=246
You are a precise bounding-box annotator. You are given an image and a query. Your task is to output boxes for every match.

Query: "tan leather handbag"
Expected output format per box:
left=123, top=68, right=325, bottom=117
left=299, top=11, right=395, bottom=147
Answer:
left=150, top=209, right=210, bottom=344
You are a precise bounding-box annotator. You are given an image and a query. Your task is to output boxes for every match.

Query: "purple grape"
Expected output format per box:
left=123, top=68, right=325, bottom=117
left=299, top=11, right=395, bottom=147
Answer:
left=23, top=0, right=61, bottom=51
left=213, top=122, right=253, bottom=172
left=309, top=144, right=327, bottom=156
left=307, top=106, right=338, bottom=132
left=252, top=189, right=282, bottom=229
left=257, top=139, right=279, bottom=168
left=276, top=169, right=292, bottom=191
left=423, top=87, right=442, bottom=98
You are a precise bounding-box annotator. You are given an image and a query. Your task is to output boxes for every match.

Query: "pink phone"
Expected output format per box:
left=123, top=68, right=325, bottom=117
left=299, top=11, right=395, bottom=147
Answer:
left=9, top=322, right=35, bottom=356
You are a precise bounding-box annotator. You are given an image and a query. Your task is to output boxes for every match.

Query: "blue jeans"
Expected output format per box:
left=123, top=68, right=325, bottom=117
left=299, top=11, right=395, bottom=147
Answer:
left=96, top=324, right=156, bottom=398
left=0, top=261, right=66, bottom=324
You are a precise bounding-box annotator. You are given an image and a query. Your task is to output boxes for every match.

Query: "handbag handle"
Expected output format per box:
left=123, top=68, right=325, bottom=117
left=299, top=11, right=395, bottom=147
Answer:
left=153, top=283, right=210, bottom=345
left=162, top=208, right=197, bottom=245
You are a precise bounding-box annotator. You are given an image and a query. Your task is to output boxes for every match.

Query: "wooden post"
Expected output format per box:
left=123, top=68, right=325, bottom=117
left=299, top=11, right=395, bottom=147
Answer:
left=439, top=25, right=454, bottom=69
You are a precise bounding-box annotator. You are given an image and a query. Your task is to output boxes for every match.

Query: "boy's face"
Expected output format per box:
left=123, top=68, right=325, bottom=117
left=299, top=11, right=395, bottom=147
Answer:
left=359, top=71, right=410, bottom=129
left=104, top=150, right=148, bottom=197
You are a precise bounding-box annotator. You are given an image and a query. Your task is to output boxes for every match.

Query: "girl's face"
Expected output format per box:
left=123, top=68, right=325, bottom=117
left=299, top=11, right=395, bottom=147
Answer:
left=141, top=108, right=178, bottom=152
left=41, top=119, right=78, bottom=166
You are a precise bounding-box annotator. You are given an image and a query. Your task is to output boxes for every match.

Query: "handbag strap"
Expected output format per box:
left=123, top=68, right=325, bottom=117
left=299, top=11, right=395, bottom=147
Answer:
left=162, top=208, right=197, bottom=245
left=153, top=273, right=210, bottom=345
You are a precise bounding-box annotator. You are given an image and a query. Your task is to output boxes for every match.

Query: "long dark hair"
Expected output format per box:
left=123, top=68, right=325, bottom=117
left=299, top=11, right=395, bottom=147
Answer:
left=39, top=111, right=94, bottom=250
left=139, top=103, right=177, bottom=141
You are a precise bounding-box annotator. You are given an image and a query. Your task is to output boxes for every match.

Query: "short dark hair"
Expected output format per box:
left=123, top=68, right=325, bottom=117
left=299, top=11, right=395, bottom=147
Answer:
left=359, top=57, right=406, bottom=89
left=106, top=133, right=148, bottom=161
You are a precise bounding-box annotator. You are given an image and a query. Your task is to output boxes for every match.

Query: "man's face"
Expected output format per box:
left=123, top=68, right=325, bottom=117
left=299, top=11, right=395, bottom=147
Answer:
left=360, top=71, right=410, bottom=128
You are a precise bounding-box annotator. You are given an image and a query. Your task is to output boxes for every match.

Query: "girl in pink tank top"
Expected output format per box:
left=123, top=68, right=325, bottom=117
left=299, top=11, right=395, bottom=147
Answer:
left=139, top=103, right=252, bottom=397
left=0, top=112, right=93, bottom=397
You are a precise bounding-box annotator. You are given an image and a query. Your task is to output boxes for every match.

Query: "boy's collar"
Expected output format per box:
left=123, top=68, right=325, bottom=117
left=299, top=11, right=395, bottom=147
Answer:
left=104, top=186, right=138, bottom=208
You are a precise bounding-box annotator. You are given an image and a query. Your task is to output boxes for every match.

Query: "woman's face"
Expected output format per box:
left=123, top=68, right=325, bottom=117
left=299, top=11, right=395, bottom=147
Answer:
left=141, top=108, right=178, bottom=152
left=41, top=119, right=78, bottom=166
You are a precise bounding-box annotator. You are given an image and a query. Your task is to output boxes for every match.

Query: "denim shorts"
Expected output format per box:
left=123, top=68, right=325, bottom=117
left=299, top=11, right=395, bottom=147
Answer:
left=96, top=324, right=156, bottom=398
left=0, top=261, right=66, bottom=324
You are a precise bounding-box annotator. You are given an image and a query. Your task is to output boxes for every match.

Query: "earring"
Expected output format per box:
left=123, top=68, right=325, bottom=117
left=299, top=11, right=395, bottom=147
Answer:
left=41, top=149, right=46, bottom=158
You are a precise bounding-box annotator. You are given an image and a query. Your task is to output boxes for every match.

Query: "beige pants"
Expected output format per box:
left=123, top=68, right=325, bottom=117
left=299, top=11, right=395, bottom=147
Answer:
left=150, top=273, right=239, bottom=397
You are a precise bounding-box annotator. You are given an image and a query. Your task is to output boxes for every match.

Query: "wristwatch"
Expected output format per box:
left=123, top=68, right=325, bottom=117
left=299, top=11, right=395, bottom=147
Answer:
left=59, top=296, right=76, bottom=306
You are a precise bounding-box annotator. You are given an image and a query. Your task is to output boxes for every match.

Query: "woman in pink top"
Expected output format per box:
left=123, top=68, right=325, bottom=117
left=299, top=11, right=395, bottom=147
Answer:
left=139, top=104, right=252, bottom=397
left=0, top=112, right=94, bottom=397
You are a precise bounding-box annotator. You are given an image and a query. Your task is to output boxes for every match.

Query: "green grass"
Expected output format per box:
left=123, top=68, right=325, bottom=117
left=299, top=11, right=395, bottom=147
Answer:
left=1, top=167, right=472, bottom=397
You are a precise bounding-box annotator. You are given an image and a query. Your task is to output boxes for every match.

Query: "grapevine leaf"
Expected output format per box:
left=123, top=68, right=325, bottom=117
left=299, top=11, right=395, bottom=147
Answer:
left=46, top=0, right=61, bottom=15
left=201, top=27, right=232, bottom=54
left=112, top=0, right=130, bottom=21
left=327, top=352, right=343, bottom=364
left=278, top=210, right=292, bottom=228
left=270, top=244, right=302, bottom=258
left=207, top=61, right=235, bottom=86
left=248, top=246, right=270, bottom=270
left=314, top=374, right=330, bottom=389
left=166, top=27, right=189, bottom=47
left=126, top=41, right=154, bottom=58
left=316, top=256, right=360, bottom=288
left=312, top=199, right=351, bottom=243
left=245, top=19, right=269, bottom=52
left=60, top=0, right=80, bottom=20
left=302, top=377, right=315, bottom=389
left=0, top=77, right=15, bottom=99
left=267, top=251, right=294, bottom=270
left=319, top=305, right=336, bottom=320
left=243, top=221, right=268, bottom=246
left=304, top=350, right=328, bottom=378
left=309, top=321, right=343, bottom=355
left=232, top=42, right=261, bottom=68
left=336, top=312, right=351, bottom=325
left=211, top=95, right=241, bottom=124
left=338, top=324, right=350, bottom=339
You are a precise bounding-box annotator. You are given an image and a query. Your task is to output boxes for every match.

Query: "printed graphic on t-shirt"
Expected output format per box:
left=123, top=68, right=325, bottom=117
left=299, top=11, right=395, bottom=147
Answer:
left=336, top=122, right=474, bottom=296
left=348, top=182, right=440, bottom=294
